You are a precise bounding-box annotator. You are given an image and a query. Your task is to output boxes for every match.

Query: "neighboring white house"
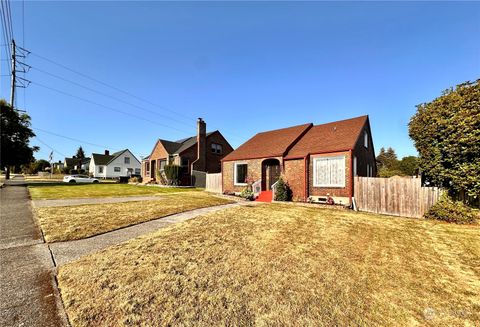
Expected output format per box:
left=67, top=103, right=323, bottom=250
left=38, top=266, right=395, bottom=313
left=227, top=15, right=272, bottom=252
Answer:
left=89, top=149, right=141, bottom=178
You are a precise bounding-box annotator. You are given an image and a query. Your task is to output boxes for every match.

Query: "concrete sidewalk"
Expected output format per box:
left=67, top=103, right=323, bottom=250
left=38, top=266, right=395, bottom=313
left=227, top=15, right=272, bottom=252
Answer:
left=0, top=182, right=68, bottom=327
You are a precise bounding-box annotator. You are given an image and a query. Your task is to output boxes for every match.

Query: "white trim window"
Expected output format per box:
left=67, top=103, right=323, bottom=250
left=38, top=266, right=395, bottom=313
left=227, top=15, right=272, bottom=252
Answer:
left=114, top=167, right=121, bottom=172
left=124, top=157, right=130, bottom=164
left=313, top=155, right=346, bottom=187
left=98, top=166, right=104, bottom=173
left=234, top=163, right=248, bottom=186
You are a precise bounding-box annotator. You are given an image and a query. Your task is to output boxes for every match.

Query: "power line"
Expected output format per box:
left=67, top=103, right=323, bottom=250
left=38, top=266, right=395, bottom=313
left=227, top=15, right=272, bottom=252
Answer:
left=33, top=127, right=122, bottom=151
left=5, top=0, right=13, bottom=41
left=30, top=80, right=192, bottom=134
left=31, top=65, right=193, bottom=127
left=34, top=136, right=68, bottom=158
left=29, top=50, right=194, bottom=121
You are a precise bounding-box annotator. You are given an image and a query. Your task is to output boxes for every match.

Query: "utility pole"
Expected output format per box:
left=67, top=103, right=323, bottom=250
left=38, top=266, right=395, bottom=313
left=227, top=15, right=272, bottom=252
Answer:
left=10, top=39, right=16, bottom=108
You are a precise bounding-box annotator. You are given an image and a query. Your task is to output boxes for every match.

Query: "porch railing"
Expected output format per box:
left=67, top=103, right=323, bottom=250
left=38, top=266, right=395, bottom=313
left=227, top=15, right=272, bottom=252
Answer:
left=271, top=180, right=279, bottom=201
left=252, top=179, right=262, bottom=198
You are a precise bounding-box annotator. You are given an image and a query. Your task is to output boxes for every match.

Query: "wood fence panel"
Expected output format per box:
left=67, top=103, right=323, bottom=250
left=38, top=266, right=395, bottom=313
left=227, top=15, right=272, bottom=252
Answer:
left=354, top=177, right=442, bottom=218
left=205, top=173, right=222, bottom=193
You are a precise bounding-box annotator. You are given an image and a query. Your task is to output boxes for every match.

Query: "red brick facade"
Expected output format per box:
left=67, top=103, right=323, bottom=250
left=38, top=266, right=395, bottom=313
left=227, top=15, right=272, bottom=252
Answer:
left=221, top=115, right=376, bottom=204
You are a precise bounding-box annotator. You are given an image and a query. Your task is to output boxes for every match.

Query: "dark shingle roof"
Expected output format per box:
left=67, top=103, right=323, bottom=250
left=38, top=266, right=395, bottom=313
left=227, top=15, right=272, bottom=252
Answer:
left=91, top=153, right=115, bottom=165
left=285, top=116, right=368, bottom=158
left=91, top=149, right=134, bottom=166
left=152, top=132, right=216, bottom=156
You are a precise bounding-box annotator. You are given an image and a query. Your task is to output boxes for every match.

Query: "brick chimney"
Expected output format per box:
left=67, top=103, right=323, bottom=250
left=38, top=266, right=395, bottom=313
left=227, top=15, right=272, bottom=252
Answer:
left=105, top=150, right=110, bottom=156
left=195, top=118, right=207, bottom=171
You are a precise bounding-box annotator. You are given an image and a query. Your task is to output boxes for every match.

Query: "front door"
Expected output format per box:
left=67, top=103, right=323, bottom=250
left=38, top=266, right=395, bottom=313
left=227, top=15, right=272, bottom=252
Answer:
left=267, top=164, right=281, bottom=190
left=262, top=159, right=281, bottom=191
left=150, top=160, right=156, bottom=180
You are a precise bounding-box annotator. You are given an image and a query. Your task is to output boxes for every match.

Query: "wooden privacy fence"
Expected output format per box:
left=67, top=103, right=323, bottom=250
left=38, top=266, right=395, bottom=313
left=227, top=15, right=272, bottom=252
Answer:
left=205, top=173, right=222, bottom=193
left=354, top=176, right=443, bottom=218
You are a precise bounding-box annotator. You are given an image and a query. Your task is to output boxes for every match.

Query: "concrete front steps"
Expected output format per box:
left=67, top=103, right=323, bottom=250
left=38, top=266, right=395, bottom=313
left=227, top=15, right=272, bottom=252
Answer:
left=255, top=190, right=273, bottom=202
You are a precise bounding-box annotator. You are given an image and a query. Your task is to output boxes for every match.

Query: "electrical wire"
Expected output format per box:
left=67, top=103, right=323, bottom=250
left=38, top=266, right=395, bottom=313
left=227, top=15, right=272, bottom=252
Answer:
left=31, top=65, right=193, bottom=127
left=30, top=80, right=193, bottom=134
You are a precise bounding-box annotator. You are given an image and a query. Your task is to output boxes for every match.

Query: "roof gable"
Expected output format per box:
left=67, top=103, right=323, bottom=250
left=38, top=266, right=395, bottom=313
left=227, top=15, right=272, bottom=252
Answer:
left=91, top=149, right=140, bottom=166
left=222, top=123, right=312, bottom=161
left=285, top=116, right=368, bottom=158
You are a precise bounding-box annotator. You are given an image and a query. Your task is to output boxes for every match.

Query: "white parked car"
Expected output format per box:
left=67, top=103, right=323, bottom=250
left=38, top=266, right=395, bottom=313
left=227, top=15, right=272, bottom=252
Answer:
left=63, top=175, right=99, bottom=184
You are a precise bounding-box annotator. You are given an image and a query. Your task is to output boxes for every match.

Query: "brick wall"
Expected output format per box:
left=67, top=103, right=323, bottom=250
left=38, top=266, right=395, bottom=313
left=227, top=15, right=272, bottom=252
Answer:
left=283, top=158, right=306, bottom=201
left=222, top=157, right=282, bottom=193
left=205, top=132, right=234, bottom=173
left=308, top=151, right=352, bottom=203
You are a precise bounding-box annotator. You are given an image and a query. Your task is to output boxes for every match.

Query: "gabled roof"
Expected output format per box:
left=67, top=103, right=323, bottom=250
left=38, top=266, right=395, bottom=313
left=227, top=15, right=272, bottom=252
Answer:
left=222, top=123, right=312, bottom=161
left=285, top=116, right=368, bottom=159
left=91, top=149, right=138, bottom=166
left=151, top=132, right=216, bottom=157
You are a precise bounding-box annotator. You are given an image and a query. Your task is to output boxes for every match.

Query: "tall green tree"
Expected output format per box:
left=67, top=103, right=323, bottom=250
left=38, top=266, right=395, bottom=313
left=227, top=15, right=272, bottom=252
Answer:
left=0, top=99, right=38, bottom=179
left=409, top=80, right=480, bottom=198
left=75, top=146, right=85, bottom=159
left=376, top=147, right=399, bottom=170
left=398, top=156, right=419, bottom=176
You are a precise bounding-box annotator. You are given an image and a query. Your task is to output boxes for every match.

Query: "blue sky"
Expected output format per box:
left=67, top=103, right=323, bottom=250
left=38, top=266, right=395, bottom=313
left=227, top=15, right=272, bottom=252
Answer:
left=1, top=1, right=479, bottom=162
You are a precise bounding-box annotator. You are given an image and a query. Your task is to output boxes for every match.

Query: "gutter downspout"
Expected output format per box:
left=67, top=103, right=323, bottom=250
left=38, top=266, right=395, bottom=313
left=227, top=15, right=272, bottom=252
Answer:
left=304, top=155, right=309, bottom=202
left=349, top=149, right=353, bottom=206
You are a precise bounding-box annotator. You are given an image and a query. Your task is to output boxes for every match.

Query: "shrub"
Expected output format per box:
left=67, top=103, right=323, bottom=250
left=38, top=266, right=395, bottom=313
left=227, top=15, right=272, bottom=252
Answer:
left=164, top=164, right=181, bottom=185
left=424, top=195, right=478, bottom=224
left=274, top=177, right=292, bottom=201
left=129, top=176, right=143, bottom=183
left=69, top=169, right=78, bottom=175
left=240, top=187, right=254, bottom=201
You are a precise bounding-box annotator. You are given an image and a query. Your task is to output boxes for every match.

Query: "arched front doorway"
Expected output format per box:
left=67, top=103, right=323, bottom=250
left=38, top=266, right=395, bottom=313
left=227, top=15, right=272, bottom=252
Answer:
left=262, top=159, right=281, bottom=191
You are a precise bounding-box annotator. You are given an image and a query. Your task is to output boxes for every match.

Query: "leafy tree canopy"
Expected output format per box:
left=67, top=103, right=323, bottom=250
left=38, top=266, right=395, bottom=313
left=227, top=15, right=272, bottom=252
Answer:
left=0, top=99, right=38, bottom=178
left=409, top=80, right=480, bottom=198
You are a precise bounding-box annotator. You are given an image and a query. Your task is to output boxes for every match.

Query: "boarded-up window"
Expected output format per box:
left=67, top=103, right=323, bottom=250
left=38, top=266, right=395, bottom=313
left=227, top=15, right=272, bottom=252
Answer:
left=313, top=155, right=345, bottom=187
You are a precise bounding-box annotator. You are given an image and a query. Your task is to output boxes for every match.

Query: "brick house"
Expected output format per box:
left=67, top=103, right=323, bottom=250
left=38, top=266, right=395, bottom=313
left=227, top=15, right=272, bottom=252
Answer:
left=222, top=115, right=376, bottom=204
left=142, top=118, right=233, bottom=187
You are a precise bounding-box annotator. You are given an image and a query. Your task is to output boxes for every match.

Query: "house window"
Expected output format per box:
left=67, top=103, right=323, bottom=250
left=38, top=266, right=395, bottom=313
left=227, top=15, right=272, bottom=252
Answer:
left=234, top=163, right=248, bottom=185
left=364, top=132, right=368, bottom=148
left=313, top=155, right=346, bottom=187
left=145, top=162, right=150, bottom=172
left=211, top=143, right=222, bottom=154
left=353, top=156, right=357, bottom=176
left=98, top=166, right=104, bottom=173
left=124, top=157, right=130, bottom=164
left=135, top=168, right=141, bottom=175
left=114, top=167, right=121, bottom=172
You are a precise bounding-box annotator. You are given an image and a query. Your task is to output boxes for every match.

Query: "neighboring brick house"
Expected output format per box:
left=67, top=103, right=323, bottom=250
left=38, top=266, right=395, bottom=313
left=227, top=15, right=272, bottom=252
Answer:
left=141, top=118, right=233, bottom=187
left=222, top=115, right=376, bottom=204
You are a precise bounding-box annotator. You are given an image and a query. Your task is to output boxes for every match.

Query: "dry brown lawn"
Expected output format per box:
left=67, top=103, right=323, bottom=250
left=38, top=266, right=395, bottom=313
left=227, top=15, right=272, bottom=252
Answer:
left=58, top=204, right=480, bottom=326
left=35, top=192, right=233, bottom=242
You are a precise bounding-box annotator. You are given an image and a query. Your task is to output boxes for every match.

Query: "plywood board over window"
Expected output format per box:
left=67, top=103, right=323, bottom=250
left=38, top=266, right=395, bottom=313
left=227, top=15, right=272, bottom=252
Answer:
left=313, top=155, right=346, bottom=187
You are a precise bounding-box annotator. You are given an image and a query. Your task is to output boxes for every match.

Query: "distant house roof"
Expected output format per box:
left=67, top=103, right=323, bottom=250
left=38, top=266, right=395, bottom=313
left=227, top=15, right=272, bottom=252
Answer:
left=222, top=124, right=312, bottom=161
left=152, top=131, right=216, bottom=157
left=91, top=149, right=131, bottom=166
left=64, top=156, right=90, bottom=166
left=285, top=116, right=368, bottom=158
